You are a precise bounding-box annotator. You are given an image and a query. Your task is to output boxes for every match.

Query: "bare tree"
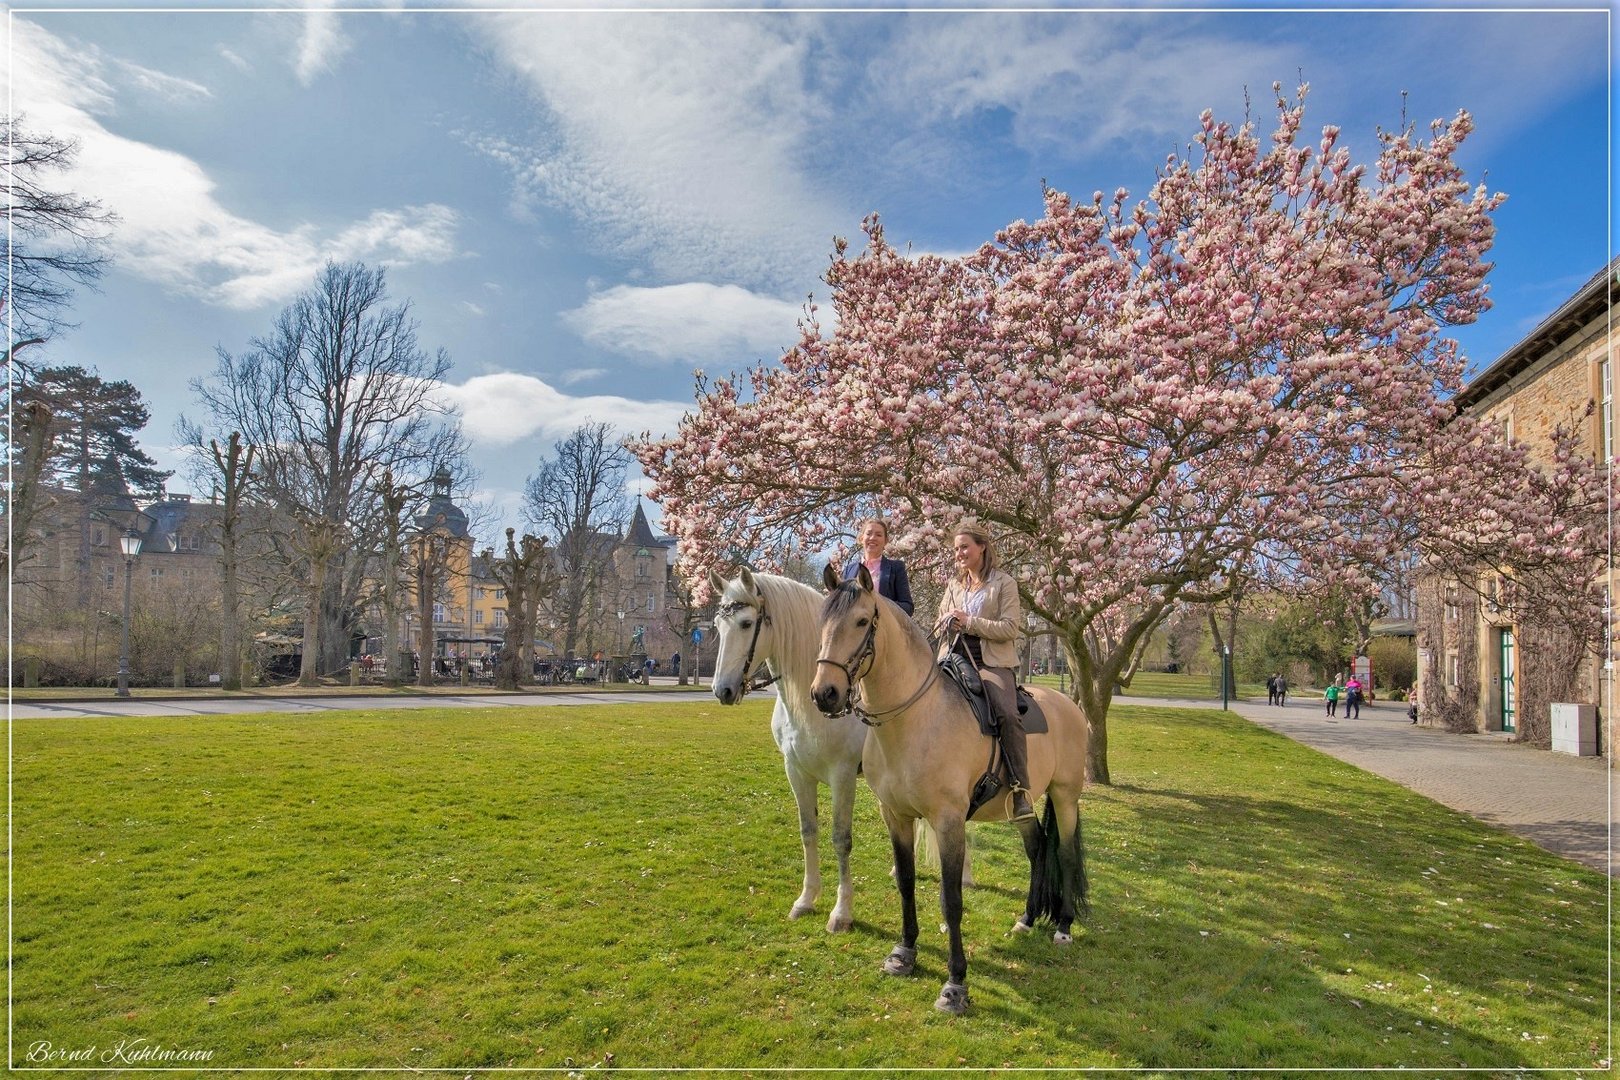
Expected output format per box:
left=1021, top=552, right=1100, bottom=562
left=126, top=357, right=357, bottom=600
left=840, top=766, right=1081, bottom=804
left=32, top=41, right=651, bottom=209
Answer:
left=208, top=433, right=256, bottom=690
left=483, top=528, right=559, bottom=690
left=522, top=423, right=632, bottom=659
left=1, top=116, right=115, bottom=364
left=188, top=261, right=464, bottom=684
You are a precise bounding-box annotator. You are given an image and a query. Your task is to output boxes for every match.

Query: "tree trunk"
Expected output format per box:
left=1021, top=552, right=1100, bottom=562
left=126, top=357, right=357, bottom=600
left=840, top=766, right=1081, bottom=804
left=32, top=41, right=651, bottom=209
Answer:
left=416, top=555, right=435, bottom=688
left=297, top=558, right=325, bottom=687
left=1064, top=634, right=1115, bottom=785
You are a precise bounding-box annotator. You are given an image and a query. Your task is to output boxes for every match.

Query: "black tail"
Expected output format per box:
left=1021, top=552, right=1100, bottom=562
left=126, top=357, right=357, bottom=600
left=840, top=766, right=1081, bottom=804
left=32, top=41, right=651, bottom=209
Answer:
left=1026, top=797, right=1089, bottom=927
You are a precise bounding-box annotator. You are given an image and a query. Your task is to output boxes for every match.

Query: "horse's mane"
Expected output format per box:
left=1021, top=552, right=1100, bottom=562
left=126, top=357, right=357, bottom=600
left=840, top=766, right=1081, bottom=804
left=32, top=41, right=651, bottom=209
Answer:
left=724, top=572, right=824, bottom=706
left=821, top=580, right=936, bottom=658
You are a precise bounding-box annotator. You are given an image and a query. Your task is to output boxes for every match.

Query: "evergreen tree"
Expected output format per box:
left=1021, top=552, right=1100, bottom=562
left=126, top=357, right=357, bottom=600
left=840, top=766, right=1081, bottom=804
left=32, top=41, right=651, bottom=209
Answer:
left=20, top=365, right=169, bottom=496
left=10, top=366, right=170, bottom=599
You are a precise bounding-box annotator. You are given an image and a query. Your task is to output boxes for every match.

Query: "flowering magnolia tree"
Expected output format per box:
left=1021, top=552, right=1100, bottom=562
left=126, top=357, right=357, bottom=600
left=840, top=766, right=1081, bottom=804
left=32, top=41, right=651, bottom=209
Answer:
left=634, top=87, right=1604, bottom=783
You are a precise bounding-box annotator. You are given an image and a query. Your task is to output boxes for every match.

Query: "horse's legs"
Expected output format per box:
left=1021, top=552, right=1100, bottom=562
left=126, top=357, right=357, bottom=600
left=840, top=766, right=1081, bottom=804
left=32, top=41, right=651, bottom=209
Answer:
left=825, top=766, right=857, bottom=933
left=784, top=762, right=822, bottom=921
left=1012, top=815, right=1046, bottom=933
left=880, top=805, right=918, bottom=977
left=932, top=814, right=971, bottom=1015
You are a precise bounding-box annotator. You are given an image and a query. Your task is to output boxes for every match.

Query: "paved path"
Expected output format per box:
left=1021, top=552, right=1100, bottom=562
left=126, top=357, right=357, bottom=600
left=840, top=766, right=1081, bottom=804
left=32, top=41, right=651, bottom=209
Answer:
left=1119, top=692, right=1615, bottom=876
left=14, top=685, right=1612, bottom=875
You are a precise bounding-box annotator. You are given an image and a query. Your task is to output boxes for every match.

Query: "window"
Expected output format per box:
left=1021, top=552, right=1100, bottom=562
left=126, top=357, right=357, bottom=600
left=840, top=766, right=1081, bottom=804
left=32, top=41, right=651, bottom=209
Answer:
left=1446, top=651, right=1460, bottom=689
left=474, top=609, right=484, bottom=626
left=475, top=587, right=485, bottom=600
left=1603, top=357, right=1613, bottom=464
left=92, top=526, right=106, bottom=546
left=149, top=566, right=165, bottom=579
left=494, top=609, right=507, bottom=628
left=433, top=603, right=446, bottom=623
left=1443, top=585, right=1459, bottom=622
left=647, top=591, right=656, bottom=612
left=495, top=589, right=505, bottom=601
left=103, top=569, right=115, bottom=589
left=636, top=555, right=650, bottom=579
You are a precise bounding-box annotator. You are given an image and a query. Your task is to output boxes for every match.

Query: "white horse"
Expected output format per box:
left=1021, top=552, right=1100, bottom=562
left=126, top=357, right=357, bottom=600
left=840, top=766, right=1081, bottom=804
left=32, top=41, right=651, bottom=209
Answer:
left=707, top=567, right=972, bottom=934
left=708, top=568, right=864, bottom=932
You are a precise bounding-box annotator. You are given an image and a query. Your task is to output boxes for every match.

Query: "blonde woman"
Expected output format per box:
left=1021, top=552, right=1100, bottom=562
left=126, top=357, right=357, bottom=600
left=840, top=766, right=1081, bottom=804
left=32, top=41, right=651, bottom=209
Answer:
left=841, top=517, right=915, bottom=616
left=932, top=520, right=1033, bottom=821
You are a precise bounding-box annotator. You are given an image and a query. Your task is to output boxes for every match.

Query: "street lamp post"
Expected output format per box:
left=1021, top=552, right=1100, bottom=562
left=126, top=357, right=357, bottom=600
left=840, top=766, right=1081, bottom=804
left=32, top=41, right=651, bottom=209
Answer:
left=615, top=610, right=625, bottom=681
left=1221, top=643, right=1232, bottom=711
left=116, top=528, right=143, bottom=697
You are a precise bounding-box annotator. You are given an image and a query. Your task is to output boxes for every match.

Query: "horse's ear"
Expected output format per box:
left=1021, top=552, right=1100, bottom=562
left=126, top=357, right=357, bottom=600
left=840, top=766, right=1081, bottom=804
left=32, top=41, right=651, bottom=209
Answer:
left=739, top=566, right=756, bottom=594
left=707, top=568, right=727, bottom=596
left=856, top=563, right=875, bottom=593
left=822, top=562, right=841, bottom=592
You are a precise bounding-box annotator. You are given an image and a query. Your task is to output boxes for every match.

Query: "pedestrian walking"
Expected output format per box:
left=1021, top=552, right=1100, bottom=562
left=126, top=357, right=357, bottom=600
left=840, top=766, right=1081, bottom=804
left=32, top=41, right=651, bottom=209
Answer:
left=1406, top=687, right=1419, bottom=724
left=1266, top=674, right=1279, bottom=706
left=1324, top=680, right=1339, bottom=716
left=1276, top=675, right=1288, bottom=706
left=1344, top=675, right=1363, bottom=718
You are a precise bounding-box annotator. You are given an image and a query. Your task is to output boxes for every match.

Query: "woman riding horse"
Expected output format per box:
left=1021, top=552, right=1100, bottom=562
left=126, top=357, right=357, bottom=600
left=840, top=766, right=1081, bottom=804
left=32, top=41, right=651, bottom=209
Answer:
left=933, top=520, right=1035, bottom=822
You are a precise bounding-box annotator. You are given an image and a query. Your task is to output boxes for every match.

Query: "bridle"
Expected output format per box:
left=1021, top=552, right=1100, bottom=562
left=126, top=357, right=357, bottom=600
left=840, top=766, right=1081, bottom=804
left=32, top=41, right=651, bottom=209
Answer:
left=814, top=597, right=938, bottom=727
left=718, top=597, right=778, bottom=696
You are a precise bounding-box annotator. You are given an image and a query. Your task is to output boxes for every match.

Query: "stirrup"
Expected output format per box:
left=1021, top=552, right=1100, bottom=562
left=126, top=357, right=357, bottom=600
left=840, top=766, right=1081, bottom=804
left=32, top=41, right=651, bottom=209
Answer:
left=1009, top=787, right=1036, bottom=822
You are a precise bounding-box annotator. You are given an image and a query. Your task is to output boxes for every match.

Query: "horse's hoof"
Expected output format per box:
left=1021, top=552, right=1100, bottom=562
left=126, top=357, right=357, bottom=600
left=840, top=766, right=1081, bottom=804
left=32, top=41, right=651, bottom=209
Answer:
left=827, top=912, right=853, bottom=933
left=1053, top=930, right=1073, bottom=946
left=788, top=901, right=815, bottom=920
left=881, top=946, right=916, bottom=976
left=935, top=981, right=970, bottom=1015
left=1011, top=919, right=1032, bottom=934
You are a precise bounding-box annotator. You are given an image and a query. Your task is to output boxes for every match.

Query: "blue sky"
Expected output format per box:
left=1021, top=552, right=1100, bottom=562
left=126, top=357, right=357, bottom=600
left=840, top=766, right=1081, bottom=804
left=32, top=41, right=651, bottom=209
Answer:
left=7, top=2, right=1613, bottom=537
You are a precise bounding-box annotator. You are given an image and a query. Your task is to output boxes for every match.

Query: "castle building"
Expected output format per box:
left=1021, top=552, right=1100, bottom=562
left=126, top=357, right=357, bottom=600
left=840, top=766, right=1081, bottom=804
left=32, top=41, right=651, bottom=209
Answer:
left=1414, top=260, right=1614, bottom=753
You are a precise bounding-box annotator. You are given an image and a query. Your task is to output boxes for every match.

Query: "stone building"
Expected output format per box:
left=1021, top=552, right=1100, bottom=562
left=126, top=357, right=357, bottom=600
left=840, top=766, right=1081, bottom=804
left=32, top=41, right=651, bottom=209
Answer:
left=1415, top=260, right=1614, bottom=751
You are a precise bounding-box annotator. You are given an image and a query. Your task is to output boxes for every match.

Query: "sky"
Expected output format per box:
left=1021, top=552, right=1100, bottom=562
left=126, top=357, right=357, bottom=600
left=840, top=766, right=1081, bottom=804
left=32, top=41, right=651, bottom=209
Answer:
left=6, top=1, right=1613, bottom=541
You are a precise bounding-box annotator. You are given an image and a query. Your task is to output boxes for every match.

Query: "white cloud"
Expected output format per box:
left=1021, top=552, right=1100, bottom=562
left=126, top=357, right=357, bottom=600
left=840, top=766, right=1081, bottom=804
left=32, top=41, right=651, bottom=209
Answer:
left=562, top=283, right=805, bottom=365
left=112, top=58, right=212, bottom=103
left=464, top=12, right=849, bottom=294
left=432, top=371, right=689, bottom=447
left=7, top=19, right=462, bottom=310
left=460, top=300, right=487, bottom=317
left=876, top=15, right=1299, bottom=160
left=219, top=47, right=252, bottom=73
left=559, top=367, right=607, bottom=386
left=294, top=6, right=350, bottom=86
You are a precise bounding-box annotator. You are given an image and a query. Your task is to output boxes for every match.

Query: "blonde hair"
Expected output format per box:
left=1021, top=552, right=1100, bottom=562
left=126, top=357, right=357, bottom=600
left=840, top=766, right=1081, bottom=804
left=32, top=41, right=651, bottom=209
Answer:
left=856, top=517, right=890, bottom=540
left=952, top=520, right=995, bottom=584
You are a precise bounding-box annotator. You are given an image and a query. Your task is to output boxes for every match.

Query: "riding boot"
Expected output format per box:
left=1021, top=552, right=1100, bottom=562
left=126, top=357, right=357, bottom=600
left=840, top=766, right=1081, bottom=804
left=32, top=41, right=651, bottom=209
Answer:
left=999, top=717, right=1037, bottom=822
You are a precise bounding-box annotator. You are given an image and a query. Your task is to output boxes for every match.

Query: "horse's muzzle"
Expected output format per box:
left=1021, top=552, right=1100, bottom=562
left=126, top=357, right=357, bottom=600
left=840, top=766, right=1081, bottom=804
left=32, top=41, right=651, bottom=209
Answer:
left=812, top=682, right=845, bottom=716
left=713, top=681, right=740, bottom=706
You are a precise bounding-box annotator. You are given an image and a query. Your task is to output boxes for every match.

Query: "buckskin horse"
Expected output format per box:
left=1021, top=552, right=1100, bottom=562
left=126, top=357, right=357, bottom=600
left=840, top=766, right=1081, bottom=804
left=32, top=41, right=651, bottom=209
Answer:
left=810, top=563, right=1088, bottom=1014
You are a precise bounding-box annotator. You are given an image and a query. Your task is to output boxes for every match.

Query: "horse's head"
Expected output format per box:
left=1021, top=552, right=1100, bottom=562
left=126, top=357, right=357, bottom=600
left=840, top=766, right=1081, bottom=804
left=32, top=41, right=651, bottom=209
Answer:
left=811, top=562, right=879, bottom=716
left=708, top=566, right=774, bottom=706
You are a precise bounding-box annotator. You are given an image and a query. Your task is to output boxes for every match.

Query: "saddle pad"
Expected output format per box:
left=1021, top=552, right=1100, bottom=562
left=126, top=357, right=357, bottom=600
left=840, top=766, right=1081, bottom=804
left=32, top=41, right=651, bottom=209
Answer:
left=1015, top=687, right=1050, bottom=734
left=935, top=660, right=1049, bottom=735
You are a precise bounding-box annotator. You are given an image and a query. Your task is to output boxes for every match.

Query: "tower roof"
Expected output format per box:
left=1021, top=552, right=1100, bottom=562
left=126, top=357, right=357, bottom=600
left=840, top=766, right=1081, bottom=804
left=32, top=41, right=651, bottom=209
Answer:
left=624, top=499, right=660, bottom=549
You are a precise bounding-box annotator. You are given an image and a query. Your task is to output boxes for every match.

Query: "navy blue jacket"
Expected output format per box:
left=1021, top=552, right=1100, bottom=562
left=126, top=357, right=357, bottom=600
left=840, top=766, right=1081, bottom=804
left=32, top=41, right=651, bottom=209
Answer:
left=843, top=556, right=914, bottom=616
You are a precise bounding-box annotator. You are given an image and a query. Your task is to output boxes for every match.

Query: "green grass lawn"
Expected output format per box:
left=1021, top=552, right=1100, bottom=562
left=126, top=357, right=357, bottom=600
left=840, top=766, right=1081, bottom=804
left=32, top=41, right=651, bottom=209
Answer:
left=12, top=702, right=1610, bottom=1071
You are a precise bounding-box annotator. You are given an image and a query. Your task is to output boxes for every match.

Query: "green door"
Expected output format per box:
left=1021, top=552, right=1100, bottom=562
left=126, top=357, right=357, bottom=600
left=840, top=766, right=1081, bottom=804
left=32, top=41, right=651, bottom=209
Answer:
left=1499, top=629, right=1516, bottom=734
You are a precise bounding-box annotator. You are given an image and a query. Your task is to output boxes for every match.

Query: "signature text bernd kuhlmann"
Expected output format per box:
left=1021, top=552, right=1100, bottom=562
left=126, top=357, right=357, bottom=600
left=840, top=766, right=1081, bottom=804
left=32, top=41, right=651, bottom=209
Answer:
left=27, top=1039, right=216, bottom=1065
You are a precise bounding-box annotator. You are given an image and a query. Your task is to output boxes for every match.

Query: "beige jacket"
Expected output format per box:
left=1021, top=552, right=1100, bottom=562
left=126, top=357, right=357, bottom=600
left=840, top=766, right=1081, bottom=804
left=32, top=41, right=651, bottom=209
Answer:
left=934, top=568, right=1022, bottom=670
